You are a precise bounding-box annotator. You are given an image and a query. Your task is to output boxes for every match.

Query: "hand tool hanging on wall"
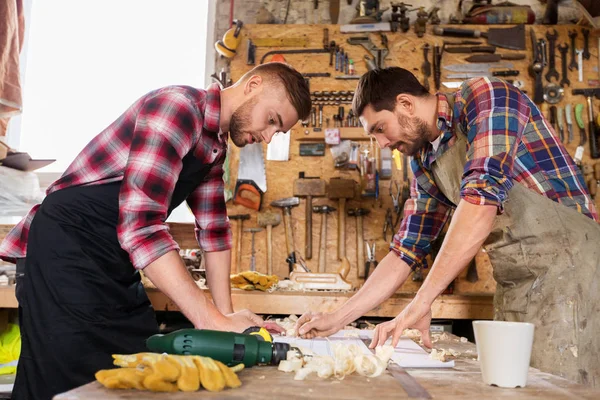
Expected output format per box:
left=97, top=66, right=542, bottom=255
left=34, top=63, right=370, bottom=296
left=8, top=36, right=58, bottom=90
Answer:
left=244, top=228, right=263, bottom=272
left=414, top=7, right=428, bottom=38
left=572, top=88, right=600, bottom=159
left=270, top=197, right=309, bottom=274
left=433, top=44, right=442, bottom=90
left=444, top=45, right=496, bottom=54
left=568, top=30, right=578, bottom=71
left=549, top=106, right=560, bottom=142
left=557, top=106, right=565, bottom=144
left=582, top=29, right=591, bottom=60
left=433, top=24, right=526, bottom=50
left=348, top=208, right=370, bottom=279
left=565, top=103, right=575, bottom=145
left=545, top=30, right=559, bottom=83
left=328, top=178, right=356, bottom=260
left=529, top=28, right=544, bottom=104
left=347, top=36, right=389, bottom=70
left=234, top=143, right=267, bottom=211
left=444, top=62, right=514, bottom=72
left=383, top=208, right=394, bottom=242
left=466, top=259, right=479, bottom=283
left=257, top=211, right=281, bottom=276
left=230, top=214, right=250, bottom=273
left=558, top=43, right=570, bottom=87
left=290, top=207, right=351, bottom=291
left=465, top=53, right=526, bottom=63
left=574, top=103, right=587, bottom=166
left=421, top=44, right=431, bottom=92
left=365, top=242, right=378, bottom=279
left=293, top=173, right=326, bottom=260
left=577, top=49, right=584, bottom=83
left=313, top=205, right=336, bottom=273
left=259, top=30, right=330, bottom=64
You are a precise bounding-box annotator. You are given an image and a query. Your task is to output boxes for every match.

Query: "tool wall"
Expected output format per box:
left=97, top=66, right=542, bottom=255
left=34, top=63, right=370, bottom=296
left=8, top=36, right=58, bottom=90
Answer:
left=221, top=23, right=600, bottom=295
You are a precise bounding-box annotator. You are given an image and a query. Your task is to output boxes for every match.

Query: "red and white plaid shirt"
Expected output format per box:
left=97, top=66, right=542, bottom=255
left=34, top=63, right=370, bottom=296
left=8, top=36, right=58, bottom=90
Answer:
left=0, top=84, right=232, bottom=269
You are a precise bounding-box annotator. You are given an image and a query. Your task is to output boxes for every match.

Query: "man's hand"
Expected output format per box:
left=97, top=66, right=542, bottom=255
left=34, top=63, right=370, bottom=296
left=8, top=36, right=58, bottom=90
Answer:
left=295, top=312, right=343, bottom=339
left=210, top=309, right=264, bottom=333
left=370, top=297, right=433, bottom=349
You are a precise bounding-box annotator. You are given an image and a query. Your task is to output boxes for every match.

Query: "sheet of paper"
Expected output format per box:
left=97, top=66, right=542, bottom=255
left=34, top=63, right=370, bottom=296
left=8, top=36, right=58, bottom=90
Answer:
left=274, top=329, right=454, bottom=368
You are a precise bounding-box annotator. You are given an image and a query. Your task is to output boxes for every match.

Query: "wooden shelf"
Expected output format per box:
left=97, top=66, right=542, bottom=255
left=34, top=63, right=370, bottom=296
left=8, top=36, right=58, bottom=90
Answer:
left=147, top=288, right=493, bottom=320
left=293, top=127, right=370, bottom=141
left=0, top=285, right=493, bottom=319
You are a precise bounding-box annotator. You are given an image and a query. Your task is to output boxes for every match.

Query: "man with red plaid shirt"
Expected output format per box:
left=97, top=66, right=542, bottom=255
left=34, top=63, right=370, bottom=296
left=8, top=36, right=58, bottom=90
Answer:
left=0, top=62, right=310, bottom=399
left=296, top=67, right=600, bottom=386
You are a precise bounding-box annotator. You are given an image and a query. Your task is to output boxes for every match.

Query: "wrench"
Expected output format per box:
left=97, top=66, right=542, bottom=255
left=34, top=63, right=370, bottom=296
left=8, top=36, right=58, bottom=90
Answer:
left=568, top=30, right=578, bottom=71
left=558, top=43, right=570, bottom=87
left=545, top=29, right=559, bottom=82
left=582, top=29, right=591, bottom=60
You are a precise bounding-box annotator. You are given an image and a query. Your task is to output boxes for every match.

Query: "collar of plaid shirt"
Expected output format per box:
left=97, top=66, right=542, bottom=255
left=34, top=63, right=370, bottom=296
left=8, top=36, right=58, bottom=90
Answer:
left=204, top=83, right=225, bottom=137
left=420, top=93, right=456, bottom=169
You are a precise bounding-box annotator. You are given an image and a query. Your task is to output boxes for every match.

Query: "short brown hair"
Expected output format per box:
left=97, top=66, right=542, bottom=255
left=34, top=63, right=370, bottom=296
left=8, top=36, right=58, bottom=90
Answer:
left=352, top=67, right=429, bottom=117
left=240, top=62, right=311, bottom=121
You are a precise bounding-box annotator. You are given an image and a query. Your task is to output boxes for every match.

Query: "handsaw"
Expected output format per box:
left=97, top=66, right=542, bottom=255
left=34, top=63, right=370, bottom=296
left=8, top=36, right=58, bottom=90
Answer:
left=360, top=338, right=432, bottom=399
left=234, top=143, right=267, bottom=211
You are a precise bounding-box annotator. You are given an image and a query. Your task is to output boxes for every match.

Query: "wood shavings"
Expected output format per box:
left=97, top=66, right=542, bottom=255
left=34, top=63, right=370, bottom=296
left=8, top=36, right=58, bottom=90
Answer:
left=282, top=343, right=393, bottom=381
left=569, top=345, right=578, bottom=358
left=402, top=329, right=422, bottom=339
left=431, top=332, right=453, bottom=343
left=460, top=337, right=468, bottom=343
left=271, top=315, right=299, bottom=336
left=448, top=348, right=461, bottom=357
left=278, top=359, right=303, bottom=372
left=258, top=376, right=265, bottom=380
left=429, top=349, right=449, bottom=362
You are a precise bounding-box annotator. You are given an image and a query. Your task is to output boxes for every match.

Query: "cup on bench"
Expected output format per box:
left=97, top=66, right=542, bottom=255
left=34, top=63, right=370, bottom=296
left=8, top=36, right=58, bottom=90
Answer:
left=472, top=320, right=535, bottom=388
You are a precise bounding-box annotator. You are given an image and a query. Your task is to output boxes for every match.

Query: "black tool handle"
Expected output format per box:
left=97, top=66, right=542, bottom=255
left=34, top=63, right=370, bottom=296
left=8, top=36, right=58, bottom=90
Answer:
left=433, top=26, right=483, bottom=38
left=533, top=71, right=544, bottom=104
left=492, top=70, right=520, bottom=77
left=590, top=120, right=600, bottom=159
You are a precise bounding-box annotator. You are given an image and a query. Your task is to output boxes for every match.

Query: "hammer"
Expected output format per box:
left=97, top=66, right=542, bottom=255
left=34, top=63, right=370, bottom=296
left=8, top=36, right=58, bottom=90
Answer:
left=257, top=211, right=282, bottom=275
left=348, top=208, right=370, bottom=279
left=328, top=178, right=356, bottom=260
left=229, top=214, right=250, bottom=273
left=313, top=205, right=336, bottom=273
left=244, top=228, right=263, bottom=272
left=572, top=88, right=600, bottom=159
left=294, top=172, right=326, bottom=260
left=270, top=197, right=305, bottom=273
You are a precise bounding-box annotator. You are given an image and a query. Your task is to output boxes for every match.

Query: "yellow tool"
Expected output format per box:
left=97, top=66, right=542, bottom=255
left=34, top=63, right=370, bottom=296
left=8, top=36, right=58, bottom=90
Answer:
left=242, top=326, right=273, bottom=342
left=215, top=20, right=244, bottom=58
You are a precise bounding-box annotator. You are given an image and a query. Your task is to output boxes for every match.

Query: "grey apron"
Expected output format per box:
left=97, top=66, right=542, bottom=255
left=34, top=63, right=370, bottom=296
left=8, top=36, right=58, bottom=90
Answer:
left=429, top=94, right=600, bottom=386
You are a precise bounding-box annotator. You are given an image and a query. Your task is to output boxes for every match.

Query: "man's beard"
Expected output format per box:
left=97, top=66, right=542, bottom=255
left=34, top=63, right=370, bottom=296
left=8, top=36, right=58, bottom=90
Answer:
left=394, top=114, right=431, bottom=156
left=229, top=97, right=257, bottom=147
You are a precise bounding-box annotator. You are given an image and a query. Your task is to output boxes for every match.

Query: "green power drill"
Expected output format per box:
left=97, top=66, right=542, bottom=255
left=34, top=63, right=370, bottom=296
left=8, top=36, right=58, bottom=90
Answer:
left=146, top=328, right=292, bottom=368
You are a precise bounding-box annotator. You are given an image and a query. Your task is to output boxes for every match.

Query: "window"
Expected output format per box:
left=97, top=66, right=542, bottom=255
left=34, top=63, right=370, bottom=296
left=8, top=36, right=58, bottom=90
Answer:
left=10, top=0, right=215, bottom=222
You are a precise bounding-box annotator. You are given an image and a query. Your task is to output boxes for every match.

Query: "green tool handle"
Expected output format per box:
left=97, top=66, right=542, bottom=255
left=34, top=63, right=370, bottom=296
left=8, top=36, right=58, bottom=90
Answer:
left=575, top=104, right=585, bottom=129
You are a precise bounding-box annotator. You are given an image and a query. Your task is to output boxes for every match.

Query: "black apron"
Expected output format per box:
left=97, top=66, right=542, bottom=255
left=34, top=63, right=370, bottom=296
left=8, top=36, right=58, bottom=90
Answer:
left=12, top=150, right=216, bottom=400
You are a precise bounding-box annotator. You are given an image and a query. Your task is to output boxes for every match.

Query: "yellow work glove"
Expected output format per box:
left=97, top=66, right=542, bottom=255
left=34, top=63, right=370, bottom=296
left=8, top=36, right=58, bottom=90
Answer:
left=96, top=353, right=243, bottom=393
left=231, top=271, right=278, bottom=291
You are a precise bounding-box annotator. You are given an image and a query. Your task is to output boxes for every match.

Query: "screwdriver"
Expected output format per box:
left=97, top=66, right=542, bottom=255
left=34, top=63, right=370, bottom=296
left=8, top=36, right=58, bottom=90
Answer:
left=574, top=104, right=587, bottom=167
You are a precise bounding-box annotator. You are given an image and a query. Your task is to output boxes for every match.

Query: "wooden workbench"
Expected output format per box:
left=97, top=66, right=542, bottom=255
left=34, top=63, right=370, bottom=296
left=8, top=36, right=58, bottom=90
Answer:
left=55, top=334, right=600, bottom=399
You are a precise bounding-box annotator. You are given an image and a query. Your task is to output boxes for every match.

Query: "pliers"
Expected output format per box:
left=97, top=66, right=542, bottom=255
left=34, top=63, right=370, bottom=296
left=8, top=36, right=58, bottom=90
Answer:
left=365, top=242, right=378, bottom=279
left=389, top=181, right=402, bottom=228
left=383, top=208, right=394, bottom=241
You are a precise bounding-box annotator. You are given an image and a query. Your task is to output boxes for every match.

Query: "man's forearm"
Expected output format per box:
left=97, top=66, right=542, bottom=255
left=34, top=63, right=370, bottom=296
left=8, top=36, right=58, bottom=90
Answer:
left=143, top=250, right=226, bottom=329
left=334, top=252, right=412, bottom=326
left=417, top=201, right=497, bottom=304
left=205, top=250, right=234, bottom=314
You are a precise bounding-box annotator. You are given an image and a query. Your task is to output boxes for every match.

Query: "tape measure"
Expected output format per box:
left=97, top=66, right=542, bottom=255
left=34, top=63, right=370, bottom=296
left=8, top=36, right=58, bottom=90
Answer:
left=243, top=327, right=273, bottom=342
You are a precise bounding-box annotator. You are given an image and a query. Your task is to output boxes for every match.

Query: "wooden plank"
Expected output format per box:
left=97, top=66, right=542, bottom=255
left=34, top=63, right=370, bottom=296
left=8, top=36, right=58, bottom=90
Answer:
left=0, top=287, right=17, bottom=308
left=146, top=289, right=493, bottom=319
left=55, top=358, right=600, bottom=399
